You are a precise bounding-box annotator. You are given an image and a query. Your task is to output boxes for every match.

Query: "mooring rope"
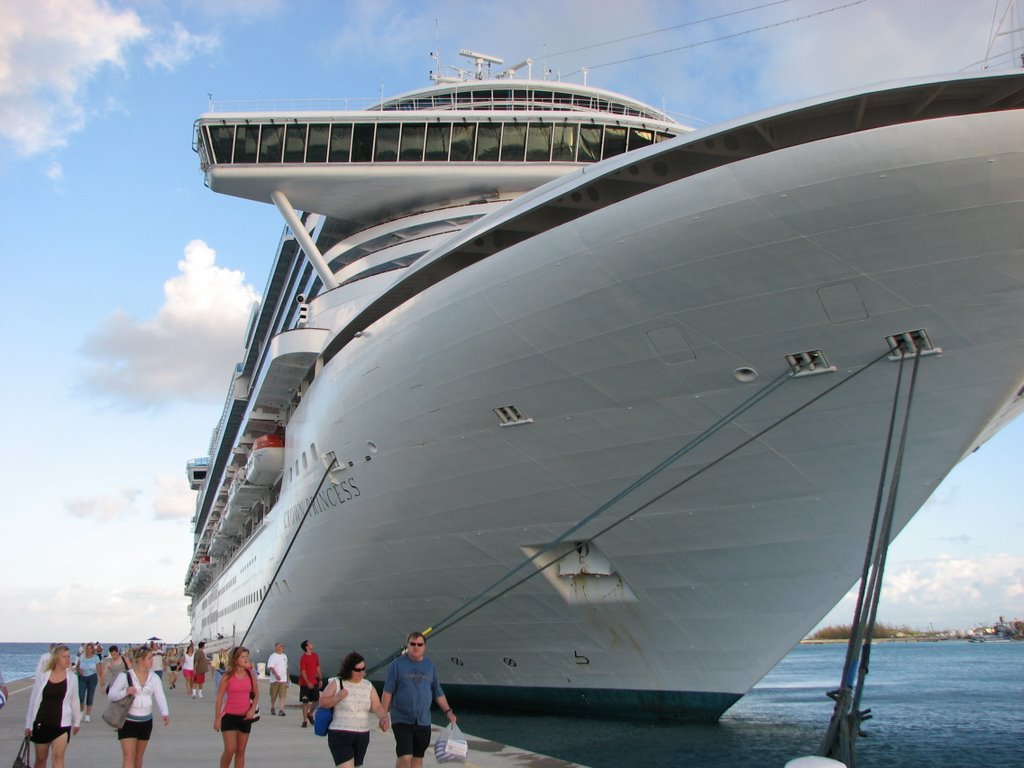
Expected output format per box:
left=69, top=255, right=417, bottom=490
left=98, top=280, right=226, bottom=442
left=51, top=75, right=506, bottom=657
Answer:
left=237, top=456, right=339, bottom=650
left=367, top=348, right=894, bottom=674
left=821, top=344, right=924, bottom=765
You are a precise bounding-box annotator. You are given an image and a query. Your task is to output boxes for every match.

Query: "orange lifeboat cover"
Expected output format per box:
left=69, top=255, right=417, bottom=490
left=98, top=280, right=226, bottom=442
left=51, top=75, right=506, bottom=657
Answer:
left=253, top=434, right=284, bottom=451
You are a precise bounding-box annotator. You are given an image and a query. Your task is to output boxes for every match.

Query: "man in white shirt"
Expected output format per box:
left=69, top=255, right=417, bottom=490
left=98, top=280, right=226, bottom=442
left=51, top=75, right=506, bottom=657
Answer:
left=266, top=642, right=289, bottom=716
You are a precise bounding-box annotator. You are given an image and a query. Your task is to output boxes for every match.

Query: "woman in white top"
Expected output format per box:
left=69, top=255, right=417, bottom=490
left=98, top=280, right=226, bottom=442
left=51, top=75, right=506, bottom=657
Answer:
left=317, top=652, right=389, bottom=768
left=24, top=644, right=82, bottom=768
left=181, top=643, right=196, bottom=696
left=107, top=647, right=170, bottom=768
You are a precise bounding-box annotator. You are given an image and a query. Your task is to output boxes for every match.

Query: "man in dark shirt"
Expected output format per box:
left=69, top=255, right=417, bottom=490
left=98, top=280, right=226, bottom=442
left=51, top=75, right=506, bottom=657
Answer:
left=381, top=632, right=456, bottom=768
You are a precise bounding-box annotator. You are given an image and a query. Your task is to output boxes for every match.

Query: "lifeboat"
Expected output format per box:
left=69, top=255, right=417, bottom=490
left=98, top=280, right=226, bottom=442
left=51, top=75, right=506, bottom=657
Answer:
left=245, top=433, right=285, bottom=486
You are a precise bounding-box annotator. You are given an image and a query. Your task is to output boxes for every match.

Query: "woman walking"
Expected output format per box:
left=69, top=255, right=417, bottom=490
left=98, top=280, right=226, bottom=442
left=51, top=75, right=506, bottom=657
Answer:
left=74, top=642, right=101, bottom=722
left=103, top=645, right=129, bottom=694
left=182, top=643, right=195, bottom=696
left=214, top=646, right=259, bottom=768
left=165, top=646, right=180, bottom=690
left=24, top=644, right=82, bottom=768
left=106, top=647, right=170, bottom=768
left=318, top=652, right=389, bottom=768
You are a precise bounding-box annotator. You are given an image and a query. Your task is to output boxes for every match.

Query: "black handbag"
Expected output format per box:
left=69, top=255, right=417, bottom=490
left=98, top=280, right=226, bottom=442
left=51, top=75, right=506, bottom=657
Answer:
left=101, top=670, right=134, bottom=729
left=247, top=670, right=260, bottom=723
left=13, top=735, right=31, bottom=768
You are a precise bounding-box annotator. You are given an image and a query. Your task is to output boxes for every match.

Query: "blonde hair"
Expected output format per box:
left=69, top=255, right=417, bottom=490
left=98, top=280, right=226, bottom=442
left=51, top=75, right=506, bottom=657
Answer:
left=131, top=647, right=152, bottom=664
left=46, top=645, right=70, bottom=672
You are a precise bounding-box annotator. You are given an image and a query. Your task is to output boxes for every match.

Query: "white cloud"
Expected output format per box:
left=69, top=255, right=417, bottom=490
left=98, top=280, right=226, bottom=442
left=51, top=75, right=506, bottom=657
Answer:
left=0, top=0, right=147, bottom=156
left=153, top=472, right=196, bottom=520
left=3, top=582, right=189, bottom=642
left=823, top=554, right=1024, bottom=631
left=65, top=487, right=141, bottom=522
left=79, top=239, right=259, bottom=407
left=145, top=21, right=219, bottom=71
left=45, top=161, right=63, bottom=181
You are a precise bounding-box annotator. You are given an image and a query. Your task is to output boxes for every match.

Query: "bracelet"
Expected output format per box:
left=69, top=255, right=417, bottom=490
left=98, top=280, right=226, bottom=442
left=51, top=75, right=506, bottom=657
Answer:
left=443, top=709, right=452, bottom=715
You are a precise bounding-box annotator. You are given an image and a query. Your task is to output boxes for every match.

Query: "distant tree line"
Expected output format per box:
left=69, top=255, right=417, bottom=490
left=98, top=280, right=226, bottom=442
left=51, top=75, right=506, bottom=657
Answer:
left=809, top=623, right=923, bottom=640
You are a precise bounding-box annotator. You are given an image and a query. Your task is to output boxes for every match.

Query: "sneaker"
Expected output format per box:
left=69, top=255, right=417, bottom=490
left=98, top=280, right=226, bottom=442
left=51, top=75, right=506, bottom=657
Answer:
left=198, top=690, right=203, bottom=698
left=278, top=710, right=286, bottom=716
left=270, top=709, right=277, bottom=716
left=301, top=720, right=307, bottom=728
left=84, top=715, right=91, bottom=722
left=192, top=691, right=197, bottom=699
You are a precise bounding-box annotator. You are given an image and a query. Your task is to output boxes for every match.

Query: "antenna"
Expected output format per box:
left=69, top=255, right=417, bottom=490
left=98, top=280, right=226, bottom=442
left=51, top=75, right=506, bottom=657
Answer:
left=458, top=49, right=504, bottom=79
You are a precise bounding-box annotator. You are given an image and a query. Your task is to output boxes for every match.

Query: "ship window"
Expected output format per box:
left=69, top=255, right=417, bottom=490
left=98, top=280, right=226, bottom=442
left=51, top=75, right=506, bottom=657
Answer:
left=472, top=89, right=492, bottom=103
left=351, top=123, right=375, bottom=162
left=329, top=124, right=352, bottom=162
left=603, top=126, right=627, bottom=158
left=284, top=124, right=307, bottom=162
left=374, top=124, right=400, bottom=161
left=234, top=125, right=260, bottom=164
left=628, top=127, right=654, bottom=151
left=578, top=125, right=602, bottom=163
left=399, top=123, right=426, bottom=161
left=259, top=125, right=284, bottom=163
left=301, top=451, right=308, bottom=471
left=552, top=123, right=578, bottom=161
left=526, top=123, right=552, bottom=161
left=209, top=125, right=235, bottom=164
left=450, top=123, right=476, bottom=161
left=476, top=123, right=501, bottom=161
left=500, top=123, right=526, bottom=161
left=424, top=123, right=450, bottom=160
left=307, top=124, right=330, bottom=162
left=533, top=90, right=553, bottom=104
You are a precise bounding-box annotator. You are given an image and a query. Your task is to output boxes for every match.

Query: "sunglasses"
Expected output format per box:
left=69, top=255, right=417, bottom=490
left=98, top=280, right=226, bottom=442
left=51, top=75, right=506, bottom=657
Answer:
left=408, top=641, right=425, bottom=647
left=352, top=666, right=366, bottom=672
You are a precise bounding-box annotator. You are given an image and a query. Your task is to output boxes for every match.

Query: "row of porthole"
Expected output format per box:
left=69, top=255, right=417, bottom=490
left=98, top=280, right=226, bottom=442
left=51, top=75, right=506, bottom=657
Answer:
left=446, top=652, right=591, bottom=667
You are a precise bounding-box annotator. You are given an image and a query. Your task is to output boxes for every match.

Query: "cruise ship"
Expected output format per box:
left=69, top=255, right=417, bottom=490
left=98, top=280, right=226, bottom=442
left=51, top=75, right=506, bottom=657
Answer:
left=184, top=53, right=1024, bottom=721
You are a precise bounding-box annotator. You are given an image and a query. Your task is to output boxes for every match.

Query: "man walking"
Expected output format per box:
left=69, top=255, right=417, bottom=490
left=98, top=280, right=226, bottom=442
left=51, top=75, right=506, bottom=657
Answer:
left=267, top=642, right=289, bottom=716
left=381, top=632, right=456, bottom=768
left=192, top=640, right=210, bottom=698
left=298, top=639, right=321, bottom=728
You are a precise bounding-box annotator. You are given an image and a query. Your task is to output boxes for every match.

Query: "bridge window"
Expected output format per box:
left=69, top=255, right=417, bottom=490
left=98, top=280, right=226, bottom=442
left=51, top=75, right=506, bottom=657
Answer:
left=307, top=124, right=330, bottom=162
left=628, top=127, right=654, bottom=151
left=259, top=125, right=284, bottom=163
left=450, top=123, right=476, bottom=161
left=500, top=123, right=526, bottom=161
left=425, top=123, right=451, bottom=160
left=578, top=125, right=602, bottom=162
left=374, top=124, right=400, bottom=161
left=209, top=125, right=235, bottom=164
left=526, top=123, right=552, bottom=161
left=604, top=126, right=627, bottom=158
left=284, top=124, right=307, bottom=162
left=475, top=123, right=501, bottom=161
left=552, top=124, right=578, bottom=161
left=329, top=124, right=352, bottom=162
left=352, top=123, right=374, bottom=162
left=399, top=123, right=426, bottom=161
left=234, top=125, right=260, bottom=163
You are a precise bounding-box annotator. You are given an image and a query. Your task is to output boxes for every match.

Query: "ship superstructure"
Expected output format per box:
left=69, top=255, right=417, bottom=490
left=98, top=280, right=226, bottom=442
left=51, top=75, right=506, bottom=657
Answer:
left=185, top=58, right=1024, bottom=720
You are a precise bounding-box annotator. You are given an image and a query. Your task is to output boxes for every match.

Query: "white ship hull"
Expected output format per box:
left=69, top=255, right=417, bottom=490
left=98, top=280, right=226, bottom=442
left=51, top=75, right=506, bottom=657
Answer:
left=188, top=74, right=1024, bottom=720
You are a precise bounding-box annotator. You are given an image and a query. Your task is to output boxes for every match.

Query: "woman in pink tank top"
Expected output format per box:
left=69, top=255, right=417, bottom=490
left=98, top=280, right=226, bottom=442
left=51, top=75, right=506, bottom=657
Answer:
left=213, top=646, right=259, bottom=768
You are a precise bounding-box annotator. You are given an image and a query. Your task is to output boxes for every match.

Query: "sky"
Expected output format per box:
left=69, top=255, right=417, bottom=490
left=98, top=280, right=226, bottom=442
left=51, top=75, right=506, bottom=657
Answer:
left=0, top=0, right=1021, bottom=644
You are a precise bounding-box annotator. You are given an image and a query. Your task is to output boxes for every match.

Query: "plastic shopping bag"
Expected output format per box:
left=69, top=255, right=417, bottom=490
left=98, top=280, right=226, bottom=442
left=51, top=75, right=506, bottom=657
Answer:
left=434, top=723, right=468, bottom=763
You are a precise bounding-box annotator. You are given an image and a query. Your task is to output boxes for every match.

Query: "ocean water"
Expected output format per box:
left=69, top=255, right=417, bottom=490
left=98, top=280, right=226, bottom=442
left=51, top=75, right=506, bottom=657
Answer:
left=452, top=641, right=1024, bottom=768
left=2, top=640, right=1021, bottom=766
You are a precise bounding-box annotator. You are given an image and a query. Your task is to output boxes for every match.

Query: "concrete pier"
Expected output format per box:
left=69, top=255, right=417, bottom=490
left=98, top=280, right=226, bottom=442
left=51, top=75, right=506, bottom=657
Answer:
left=0, top=675, right=586, bottom=768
